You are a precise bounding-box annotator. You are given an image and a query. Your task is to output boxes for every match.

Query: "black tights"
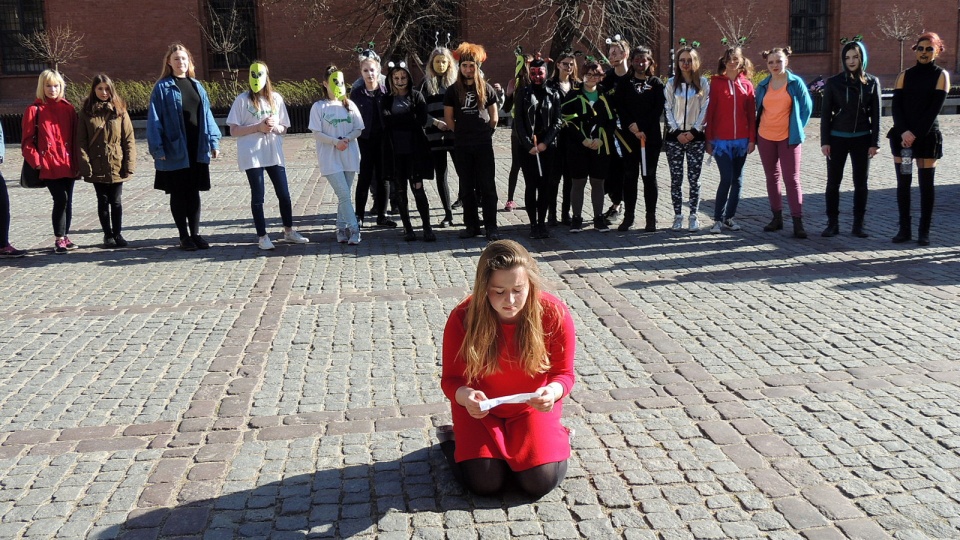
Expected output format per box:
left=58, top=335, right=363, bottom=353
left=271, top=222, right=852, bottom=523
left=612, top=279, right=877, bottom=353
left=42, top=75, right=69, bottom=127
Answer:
left=170, top=186, right=201, bottom=238
left=94, top=183, right=123, bottom=236
left=46, top=178, right=74, bottom=237
left=441, top=441, right=567, bottom=499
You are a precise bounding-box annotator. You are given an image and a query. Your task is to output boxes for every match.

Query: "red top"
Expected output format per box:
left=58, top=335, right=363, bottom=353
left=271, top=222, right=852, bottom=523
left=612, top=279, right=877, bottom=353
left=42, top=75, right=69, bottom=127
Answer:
left=705, top=73, right=756, bottom=143
left=441, top=292, right=576, bottom=471
left=21, top=98, right=79, bottom=180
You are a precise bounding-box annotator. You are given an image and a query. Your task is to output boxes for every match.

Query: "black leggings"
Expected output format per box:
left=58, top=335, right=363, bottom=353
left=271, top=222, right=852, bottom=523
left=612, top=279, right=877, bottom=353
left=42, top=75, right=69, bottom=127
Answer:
left=825, top=134, right=870, bottom=220
left=170, top=185, right=201, bottom=238
left=442, top=441, right=567, bottom=498
left=46, top=178, right=75, bottom=237
left=431, top=149, right=454, bottom=221
left=622, top=143, right=661, bottom=222
left=0, top=172, right=9, bottom=246
left=394, top=154, right=432, bottom=232
left=356, top=135, right=386, bottom=222
left=94, top=183, right=123, bottom=236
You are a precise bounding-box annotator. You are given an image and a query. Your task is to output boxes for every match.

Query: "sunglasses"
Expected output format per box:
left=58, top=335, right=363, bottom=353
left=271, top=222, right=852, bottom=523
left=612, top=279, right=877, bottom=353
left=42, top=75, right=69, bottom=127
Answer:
left=914, top=46, right=936, bottom=52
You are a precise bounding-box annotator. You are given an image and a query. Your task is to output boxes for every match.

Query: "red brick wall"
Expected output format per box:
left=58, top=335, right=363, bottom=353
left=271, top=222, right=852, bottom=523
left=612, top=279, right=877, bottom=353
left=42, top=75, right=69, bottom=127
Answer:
left=1, top=0, right=955, bottom=114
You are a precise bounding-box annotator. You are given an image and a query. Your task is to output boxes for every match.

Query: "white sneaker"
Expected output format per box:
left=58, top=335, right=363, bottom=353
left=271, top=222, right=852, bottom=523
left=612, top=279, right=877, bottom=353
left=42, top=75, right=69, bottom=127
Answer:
left=688, top=215, right=700, bottom=232
left=710, top=221, right=722, bottom=234
left=722, top=219, right=741, bottom=231
left=671, top=215, right=684, bottom=231
left=258, top=235, right=275, bottom=250
left=336, top=228, right=348, bottom=243
left=348, top=228, right=361, bottom=245
left=283, top=229, right=309, bottom=243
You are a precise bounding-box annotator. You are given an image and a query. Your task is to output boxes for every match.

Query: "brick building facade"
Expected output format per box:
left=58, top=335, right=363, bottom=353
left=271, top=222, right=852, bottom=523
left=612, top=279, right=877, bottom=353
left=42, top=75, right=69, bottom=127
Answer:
left=0, top=0, right=956, bottom=113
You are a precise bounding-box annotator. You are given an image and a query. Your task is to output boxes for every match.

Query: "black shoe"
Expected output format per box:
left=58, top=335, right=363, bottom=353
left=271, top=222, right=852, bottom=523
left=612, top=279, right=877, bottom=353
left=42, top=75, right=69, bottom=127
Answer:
left=102, top=235, right=117, bottom=248
left=603, top=205, right=621, bottom=225
left=191, top=235, right=210, bottom=249
left=560, top=215, right=571, bottom=226
left=451, top=198, right=463, bottom=210
left=539, top=225, right=551, bottom=238
left=438, top=217, right=453, bottom=228
left=180, top=237, right=198, bottom=251
left=376, top=218, right=397, bottom=228
left=821, top=223, right=839, bottom=237
left=459, top=227, right=482, bottom=239
left=917, top=233, right=930, bottom=246
left=113, top=234, right=128, bottom=248
left=529, top=225, right=540, bottom=239
left=404, top=230, right=417, bottom=241
left=892, top=229, right=912, bottom=243
left=486, top=231, right=501, bottom=241
left=617, top=219, right=634, bottom=232
left=570, top=217, right=583, bottom=233
left=644, top=217, right=657, bottom=232
left=594, top=219, right=610, bottom=233
left=423, top=230, right=437, bottom=242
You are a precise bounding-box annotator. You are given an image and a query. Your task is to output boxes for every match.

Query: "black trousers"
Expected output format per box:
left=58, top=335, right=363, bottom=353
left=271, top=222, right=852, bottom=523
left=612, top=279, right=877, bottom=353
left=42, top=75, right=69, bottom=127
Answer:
left=453, top=144, right=498, bottom=232
left=825, top=134, right=870, bottom=221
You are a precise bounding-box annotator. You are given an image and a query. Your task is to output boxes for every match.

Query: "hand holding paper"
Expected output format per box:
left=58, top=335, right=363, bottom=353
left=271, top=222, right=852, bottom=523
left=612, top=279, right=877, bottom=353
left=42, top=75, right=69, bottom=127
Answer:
left=479, top=392, right=541, bottom=411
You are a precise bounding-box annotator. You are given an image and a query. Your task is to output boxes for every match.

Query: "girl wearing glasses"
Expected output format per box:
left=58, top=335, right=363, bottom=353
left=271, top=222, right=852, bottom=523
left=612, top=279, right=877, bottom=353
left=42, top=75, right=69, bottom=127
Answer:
left=888, top=32, right=949, bottom=246
left=663, top=47, right=709, bottom=232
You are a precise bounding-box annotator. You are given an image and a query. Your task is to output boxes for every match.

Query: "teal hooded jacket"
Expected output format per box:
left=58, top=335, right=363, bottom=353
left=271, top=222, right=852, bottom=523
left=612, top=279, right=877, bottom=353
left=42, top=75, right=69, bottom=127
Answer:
left=755, top=70, right=813, bottom=145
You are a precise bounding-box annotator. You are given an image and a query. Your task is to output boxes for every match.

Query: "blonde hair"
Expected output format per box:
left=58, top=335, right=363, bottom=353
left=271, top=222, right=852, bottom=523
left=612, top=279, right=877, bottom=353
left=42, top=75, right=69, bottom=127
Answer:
left=158, top=43, right=196, bottom=81
left=424, top=47, right=457, bottom=95
left=36, top=69, right=66, bottom=101
left=459, top=240, right=561, bottom=383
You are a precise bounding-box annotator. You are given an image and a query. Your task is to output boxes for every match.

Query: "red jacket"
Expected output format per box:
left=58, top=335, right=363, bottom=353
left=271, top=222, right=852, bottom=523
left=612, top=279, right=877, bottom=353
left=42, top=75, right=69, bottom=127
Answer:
left=705, top=73, right=756, bottom=143
left=21, top=98, right=79, bottom=180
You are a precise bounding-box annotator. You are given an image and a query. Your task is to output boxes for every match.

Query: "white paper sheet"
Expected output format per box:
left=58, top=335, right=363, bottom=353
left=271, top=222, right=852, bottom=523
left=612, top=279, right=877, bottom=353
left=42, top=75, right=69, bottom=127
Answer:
left=479, top=392, right=541, bottom=411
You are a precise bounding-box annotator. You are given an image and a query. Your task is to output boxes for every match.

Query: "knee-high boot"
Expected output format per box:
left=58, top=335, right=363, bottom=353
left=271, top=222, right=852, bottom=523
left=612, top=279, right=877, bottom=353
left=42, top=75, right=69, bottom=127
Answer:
left=917, top=167, right=935, bottom=245
left=892, top=165, right=912, bottom=243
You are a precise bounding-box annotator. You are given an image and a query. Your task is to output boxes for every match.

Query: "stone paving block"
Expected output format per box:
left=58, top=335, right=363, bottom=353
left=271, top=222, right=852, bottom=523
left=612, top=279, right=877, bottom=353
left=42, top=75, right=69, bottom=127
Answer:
left=801, top=484, right=865, bottom=520
left=58, top=426, right=120, bottom=441
left=774, top=496, right=830, bottom=529
left=698, top=421, right=745, bottom=445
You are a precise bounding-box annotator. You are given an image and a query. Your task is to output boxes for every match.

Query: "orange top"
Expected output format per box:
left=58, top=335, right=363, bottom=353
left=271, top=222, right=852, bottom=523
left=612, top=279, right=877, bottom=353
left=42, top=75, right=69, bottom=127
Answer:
left=758, top=85, right=791, bottom=142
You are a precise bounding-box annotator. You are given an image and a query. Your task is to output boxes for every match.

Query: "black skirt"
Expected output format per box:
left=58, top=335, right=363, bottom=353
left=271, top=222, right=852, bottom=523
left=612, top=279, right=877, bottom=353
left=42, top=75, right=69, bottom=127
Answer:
left=154, top=161, right=211, bottom=193
left=888, top=129, right=943, bottom=160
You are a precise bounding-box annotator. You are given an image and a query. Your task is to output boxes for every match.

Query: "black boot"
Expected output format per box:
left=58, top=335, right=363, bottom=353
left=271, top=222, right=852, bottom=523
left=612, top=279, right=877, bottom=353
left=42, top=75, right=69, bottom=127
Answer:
left=792, top=217, right=807, bottom=239
left=851, top=215, right=868, bottom=238
left=917, top=168, right=935, bottom=246
left=821, top=218, right=839, bottom=237
left=764, top=210, right=783, bottom=232
left=644, top=213, right=656, bottom=232
left=892, top=218, right=912, bottom=243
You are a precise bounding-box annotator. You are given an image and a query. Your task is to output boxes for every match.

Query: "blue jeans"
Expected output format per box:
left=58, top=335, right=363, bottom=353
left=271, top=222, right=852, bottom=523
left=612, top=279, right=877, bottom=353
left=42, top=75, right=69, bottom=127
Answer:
left=246, top=165, right=293, bottom=237
left=713, top=152, right=746, bottom=222
left=325, top=170, right=358, bottom=231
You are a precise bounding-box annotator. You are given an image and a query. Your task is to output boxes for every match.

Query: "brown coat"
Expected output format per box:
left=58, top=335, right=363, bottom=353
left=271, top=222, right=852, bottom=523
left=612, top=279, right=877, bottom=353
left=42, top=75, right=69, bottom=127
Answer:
left=76, top=101, right=136, bottom=183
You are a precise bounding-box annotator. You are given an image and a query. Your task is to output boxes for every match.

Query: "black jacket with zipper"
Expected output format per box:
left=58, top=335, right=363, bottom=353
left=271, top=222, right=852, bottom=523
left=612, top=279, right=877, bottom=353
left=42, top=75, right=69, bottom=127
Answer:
left=820, top=72, right=881, bottom=148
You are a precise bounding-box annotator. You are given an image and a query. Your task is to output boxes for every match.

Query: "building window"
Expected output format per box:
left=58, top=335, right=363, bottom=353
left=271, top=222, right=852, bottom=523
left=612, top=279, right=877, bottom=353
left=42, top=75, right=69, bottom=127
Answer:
left=0, top=0, right=46, bottom=74
left=204, top=0, right=259, bottom=70
left=790, top=0, right=829, bottom=53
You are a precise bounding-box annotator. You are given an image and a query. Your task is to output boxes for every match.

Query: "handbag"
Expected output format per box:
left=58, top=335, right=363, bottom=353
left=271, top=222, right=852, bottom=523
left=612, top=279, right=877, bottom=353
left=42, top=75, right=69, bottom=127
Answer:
left=20, top=105, right=43, bottom=189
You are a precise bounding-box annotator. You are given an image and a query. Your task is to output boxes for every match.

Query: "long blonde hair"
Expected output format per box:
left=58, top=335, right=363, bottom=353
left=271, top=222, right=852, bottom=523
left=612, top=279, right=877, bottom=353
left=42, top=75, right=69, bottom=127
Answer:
left=158, top=43, right=197, bottom=81
left=424, top=47, right=457, bottom=95
left=459, top=240, right=561, bottom=383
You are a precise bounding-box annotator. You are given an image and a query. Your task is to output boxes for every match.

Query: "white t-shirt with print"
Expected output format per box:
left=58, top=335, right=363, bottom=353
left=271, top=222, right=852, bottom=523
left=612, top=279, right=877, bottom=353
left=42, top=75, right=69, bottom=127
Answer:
left=226, top=92, right=291, bottom=171
left=308, top=99, right=364, bottom=176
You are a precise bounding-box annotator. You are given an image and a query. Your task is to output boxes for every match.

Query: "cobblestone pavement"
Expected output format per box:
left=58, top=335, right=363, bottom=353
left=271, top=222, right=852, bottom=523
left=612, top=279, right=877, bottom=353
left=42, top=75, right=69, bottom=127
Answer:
left=0, top=115, right=959, bottom=539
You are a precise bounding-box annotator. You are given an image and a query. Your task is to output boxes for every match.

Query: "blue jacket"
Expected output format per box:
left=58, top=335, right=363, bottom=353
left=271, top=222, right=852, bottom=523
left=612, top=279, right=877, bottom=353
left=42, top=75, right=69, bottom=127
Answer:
left=147, top=76, right=221, bottom=171
left=755, top=70, right=812, bottom=145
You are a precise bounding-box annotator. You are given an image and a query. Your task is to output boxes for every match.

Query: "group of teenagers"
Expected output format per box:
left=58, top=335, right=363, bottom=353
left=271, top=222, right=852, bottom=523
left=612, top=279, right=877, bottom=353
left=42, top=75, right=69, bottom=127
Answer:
left=437, top=31, right=951, bottom=501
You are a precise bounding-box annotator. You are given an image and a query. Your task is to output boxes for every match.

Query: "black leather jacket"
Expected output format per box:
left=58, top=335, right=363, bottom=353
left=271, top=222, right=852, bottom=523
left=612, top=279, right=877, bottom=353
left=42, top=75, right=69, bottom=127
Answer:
left=820, top=72, right=881, bottom=148
left=513, top=84, right=562, bottom=151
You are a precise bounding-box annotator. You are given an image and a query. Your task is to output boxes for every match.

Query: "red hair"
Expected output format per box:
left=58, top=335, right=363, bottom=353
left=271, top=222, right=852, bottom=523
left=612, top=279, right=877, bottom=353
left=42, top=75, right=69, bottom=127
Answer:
left=916, top=32, right=945, bottom=53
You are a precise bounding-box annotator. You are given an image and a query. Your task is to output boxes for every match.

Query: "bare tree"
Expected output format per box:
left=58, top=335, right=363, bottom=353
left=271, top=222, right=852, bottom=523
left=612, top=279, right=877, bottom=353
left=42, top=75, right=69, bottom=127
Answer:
left=495, top=0, right=666, bottom=66
left=708, top=0, right=765, bottom=49
left=876, top=5, right=924, bottom=71
left=260, top=0, right=459, bottom=71
left=194, top=0, right=248, bottom=94
left=16, top=24, right=85, bottom=72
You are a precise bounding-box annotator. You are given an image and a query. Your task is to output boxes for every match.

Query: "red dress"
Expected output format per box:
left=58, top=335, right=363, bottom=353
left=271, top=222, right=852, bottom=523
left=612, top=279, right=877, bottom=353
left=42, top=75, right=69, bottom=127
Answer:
left=441, top=292, right=576, bottom=471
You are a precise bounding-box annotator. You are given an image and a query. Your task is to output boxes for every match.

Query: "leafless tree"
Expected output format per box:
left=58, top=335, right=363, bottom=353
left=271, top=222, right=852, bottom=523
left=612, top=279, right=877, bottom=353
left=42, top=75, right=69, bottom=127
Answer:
left=708, top=0, right=765, bottom=49
left=194, top=0, right=248, bottom=93
left=495, top=0, right=665, bottom=65
left=16, top=24, right=85, bottom=72
left=875, top=5, right=924, bottom=71
left=260, top=0, right=459, bottom=73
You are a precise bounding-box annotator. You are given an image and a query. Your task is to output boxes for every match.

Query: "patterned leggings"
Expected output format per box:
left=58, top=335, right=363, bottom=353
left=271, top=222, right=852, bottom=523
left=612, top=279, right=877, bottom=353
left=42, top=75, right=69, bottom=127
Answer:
left=664, top=140, right=705, bottom=215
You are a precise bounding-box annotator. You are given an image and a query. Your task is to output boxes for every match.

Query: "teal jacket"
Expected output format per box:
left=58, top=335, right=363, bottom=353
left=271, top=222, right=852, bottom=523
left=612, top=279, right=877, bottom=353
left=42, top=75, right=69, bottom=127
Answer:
left=755, top=70, right=812, bottom=145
